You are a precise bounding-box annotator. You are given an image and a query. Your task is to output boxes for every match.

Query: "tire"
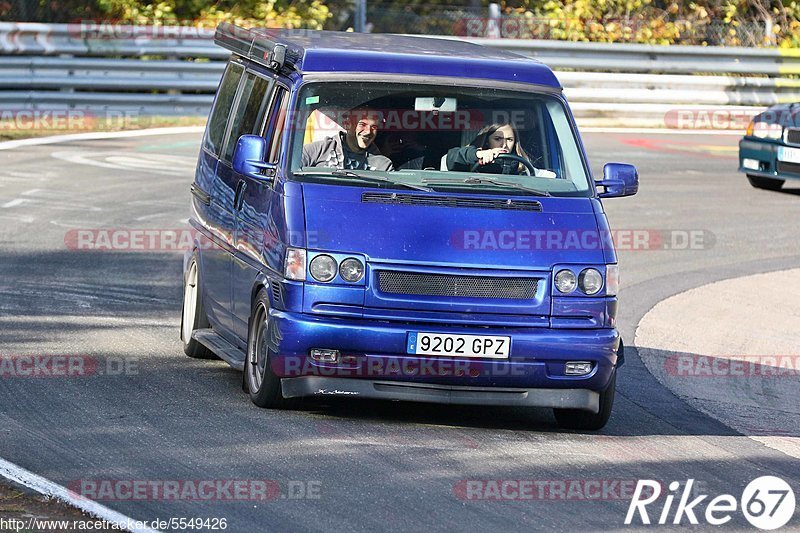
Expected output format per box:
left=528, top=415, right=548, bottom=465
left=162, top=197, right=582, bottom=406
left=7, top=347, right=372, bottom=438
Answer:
left=180, top=257, right=216, bottom=359
left=553, top=370, right=616, bottom=431
left=747, top=175, right=784, bottom=191
left=244, top=289, right=292, bottom=408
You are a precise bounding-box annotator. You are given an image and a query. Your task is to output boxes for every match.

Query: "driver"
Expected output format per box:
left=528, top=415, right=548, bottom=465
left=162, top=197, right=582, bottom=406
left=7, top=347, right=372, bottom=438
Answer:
left=302, top=107, right=394, bottom=171
left=445, top=122, right=528, bottom=174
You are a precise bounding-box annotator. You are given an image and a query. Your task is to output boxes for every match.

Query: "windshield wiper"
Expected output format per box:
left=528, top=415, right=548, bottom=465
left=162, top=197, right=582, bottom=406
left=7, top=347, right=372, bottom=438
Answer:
left=294, top=169, right=432, bottom=192
left=422, top=176, right=550, bottom=197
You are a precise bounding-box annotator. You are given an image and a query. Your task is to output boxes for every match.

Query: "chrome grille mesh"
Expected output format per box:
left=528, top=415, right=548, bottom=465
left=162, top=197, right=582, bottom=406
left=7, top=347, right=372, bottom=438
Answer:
left=378, top=271, right=538, bottom=299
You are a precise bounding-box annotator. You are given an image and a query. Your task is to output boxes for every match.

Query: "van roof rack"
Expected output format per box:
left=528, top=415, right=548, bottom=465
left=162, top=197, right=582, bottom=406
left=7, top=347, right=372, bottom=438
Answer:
left=214, top=23, right=301, bottom=73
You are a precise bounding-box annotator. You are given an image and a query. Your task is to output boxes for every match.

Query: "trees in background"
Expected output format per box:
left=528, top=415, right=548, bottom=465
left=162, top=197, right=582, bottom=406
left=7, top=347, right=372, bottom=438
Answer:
left=2, top=0, right=798, bottom=47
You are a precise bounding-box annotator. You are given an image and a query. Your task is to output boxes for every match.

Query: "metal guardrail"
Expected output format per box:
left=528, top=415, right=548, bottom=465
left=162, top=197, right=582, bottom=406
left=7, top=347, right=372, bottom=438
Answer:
left=1, top=22, right=798, bottom=125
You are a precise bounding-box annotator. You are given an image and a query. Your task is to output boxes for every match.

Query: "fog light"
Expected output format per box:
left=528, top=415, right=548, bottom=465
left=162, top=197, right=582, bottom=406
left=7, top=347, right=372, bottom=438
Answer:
left=742, top=158, right=760, bottom=170
left=310, top=349, right=339, bottom=363
left=565, top=361, right=593, bottom=376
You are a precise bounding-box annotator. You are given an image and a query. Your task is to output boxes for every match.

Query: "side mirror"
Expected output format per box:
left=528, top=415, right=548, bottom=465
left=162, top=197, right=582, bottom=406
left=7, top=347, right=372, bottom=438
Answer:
left=232, top=134, right=275, bottom=181
left=596, top=163, right=638, bottom=198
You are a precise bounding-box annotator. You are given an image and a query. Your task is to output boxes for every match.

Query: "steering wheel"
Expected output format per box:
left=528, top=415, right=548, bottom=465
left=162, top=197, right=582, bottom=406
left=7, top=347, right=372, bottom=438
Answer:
left=469, top=153, right=535, bottom=176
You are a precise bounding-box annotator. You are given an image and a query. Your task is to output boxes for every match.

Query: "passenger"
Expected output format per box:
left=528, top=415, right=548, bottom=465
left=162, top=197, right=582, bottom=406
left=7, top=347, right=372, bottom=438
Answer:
left=377, top=131, right=426, bottom=170
left=446, top=121, right=529, bottom=174
left=302, top=108, right=394, bottom=171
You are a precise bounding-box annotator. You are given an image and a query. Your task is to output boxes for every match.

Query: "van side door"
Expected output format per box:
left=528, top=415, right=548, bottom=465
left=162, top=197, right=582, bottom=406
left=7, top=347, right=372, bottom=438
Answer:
left=194, top=61, right=244, bottom=341
left=231, top=81, right=291, bottom=343
left=215, top=70, right=276, bottom=344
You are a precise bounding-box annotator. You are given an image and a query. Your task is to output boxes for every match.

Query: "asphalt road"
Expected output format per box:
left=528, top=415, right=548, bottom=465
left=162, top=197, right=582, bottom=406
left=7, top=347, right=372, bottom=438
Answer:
left=0, top=131, right=798, bottom=531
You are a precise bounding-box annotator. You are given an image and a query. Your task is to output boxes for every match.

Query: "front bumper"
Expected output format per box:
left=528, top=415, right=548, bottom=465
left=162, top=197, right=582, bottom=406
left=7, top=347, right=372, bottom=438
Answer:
left=282, top=377, right=601, bottom=412
left=268, top=309, right=620, bottom=407
left=739, top=138, right=800, bottom=181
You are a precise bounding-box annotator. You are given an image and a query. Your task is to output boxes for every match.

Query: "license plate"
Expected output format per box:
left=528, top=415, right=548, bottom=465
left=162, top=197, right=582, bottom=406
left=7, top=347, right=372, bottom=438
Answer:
left=778, top=146, right=800, bottom=164
left=407, top=332, right=510, bottom=359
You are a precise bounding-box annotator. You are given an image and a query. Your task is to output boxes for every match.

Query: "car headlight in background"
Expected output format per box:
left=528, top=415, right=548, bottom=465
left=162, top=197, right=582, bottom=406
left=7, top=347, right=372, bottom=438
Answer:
left=310, top=254, right=337, bottom=282
left=750, top=121, right=783, bottom=140
left=284, top=248, right=306, bottom=281
left=555, top=269, right=577, bottom=294
left=579, top=268, right=603, bottom=295
left=339, top=258, right=364, bottom=282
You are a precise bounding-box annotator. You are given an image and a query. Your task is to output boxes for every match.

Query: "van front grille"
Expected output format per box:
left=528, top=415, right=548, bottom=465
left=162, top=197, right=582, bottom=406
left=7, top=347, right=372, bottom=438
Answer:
left=377, top=271, right=538, bottom=299
left=786, top=128, right=800, bottom=146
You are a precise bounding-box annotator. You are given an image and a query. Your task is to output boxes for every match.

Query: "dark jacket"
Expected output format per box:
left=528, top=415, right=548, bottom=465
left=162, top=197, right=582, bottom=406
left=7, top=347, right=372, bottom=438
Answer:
left=446, top=145, right=519, bottom=175
left=301, top=132, right=393, bottom=171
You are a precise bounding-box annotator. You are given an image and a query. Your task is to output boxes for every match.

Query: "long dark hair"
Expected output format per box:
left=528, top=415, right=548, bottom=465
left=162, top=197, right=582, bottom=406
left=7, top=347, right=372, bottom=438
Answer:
left=470, top=122, right=529, bottom=173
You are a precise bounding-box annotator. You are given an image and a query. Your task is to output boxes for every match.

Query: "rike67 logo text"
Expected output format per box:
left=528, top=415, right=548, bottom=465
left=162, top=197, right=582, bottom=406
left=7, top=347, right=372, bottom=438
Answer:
left=626, top=477, right=795, bottom=530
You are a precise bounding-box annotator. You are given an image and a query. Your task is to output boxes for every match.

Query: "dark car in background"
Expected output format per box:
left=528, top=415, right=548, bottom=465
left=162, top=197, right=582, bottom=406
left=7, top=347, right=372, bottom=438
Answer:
left=739, top=103, right=800, bottom=190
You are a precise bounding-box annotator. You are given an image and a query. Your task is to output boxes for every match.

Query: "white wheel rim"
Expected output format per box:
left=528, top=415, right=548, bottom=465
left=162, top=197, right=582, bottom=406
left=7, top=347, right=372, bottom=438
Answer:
left=182, top=262, right=198, bottom=343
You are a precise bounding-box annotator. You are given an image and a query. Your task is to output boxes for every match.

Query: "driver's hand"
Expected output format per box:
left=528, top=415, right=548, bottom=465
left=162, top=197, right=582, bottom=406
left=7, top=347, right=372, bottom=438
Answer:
left=476, top=147, right=508, bottom=165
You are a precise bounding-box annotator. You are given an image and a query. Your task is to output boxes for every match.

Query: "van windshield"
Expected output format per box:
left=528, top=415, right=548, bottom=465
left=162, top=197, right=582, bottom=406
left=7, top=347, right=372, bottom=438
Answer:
left=288, top=81, right=593, bottom=197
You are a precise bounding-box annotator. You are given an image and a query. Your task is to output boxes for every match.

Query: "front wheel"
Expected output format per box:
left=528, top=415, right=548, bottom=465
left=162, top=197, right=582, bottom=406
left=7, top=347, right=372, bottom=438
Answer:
left=553, top=370, right=616, bottom=431
left=244, top=289, right=292, bottom=408
left=747, top=175, right=783, bottom=191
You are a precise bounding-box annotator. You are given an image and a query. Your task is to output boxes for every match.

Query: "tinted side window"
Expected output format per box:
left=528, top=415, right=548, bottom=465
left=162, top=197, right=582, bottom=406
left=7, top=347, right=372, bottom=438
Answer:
left=204, top=62, right=243, bottom=157
left=222, top=72, right=273, bottom=163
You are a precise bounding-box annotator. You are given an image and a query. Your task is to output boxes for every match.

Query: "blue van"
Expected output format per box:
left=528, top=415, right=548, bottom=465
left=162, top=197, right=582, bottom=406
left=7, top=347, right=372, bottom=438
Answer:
left=182, top=24, right=638, bottom=430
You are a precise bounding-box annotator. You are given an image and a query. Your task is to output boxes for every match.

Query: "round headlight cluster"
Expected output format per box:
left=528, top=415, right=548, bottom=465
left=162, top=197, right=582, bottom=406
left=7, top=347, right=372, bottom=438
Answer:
left=310, top=255, right=337, bottom=282
left=554, top=269, right=577, bottom=293
left=579, top=268, right=603, bottom=295
left=339, top=258, right=364, bottom=282
left=752, top=122, right=783, bottom=140
left=555, top=268, right=604, bottom=295
left=309, top=255, right=364, bottom=283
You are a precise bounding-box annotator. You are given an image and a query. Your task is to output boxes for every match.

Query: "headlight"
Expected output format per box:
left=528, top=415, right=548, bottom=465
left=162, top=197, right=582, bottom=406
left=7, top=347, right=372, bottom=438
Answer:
left=579, top=268, right=603, bottom=295
left=339, top=257, right=364, bottom=282
left=310, top=254, right=337, bottom=282
left=752, top=122, right=783, bottom=140
left=284, top=248, right=306, bottom=281
left=555, top=269, right=577, bottom=293
left=605, top=264, right=619, bottom=296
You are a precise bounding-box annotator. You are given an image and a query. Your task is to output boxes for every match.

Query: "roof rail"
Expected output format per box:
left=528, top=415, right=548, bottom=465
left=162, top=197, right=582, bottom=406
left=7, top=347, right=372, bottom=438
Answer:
left=213, top=23, right=300, bottom=73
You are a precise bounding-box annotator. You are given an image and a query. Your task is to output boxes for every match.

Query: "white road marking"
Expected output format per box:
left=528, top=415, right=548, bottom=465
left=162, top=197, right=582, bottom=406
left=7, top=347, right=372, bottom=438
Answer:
left=1, top=198, right=25, bottom=208
left=50, top=151, right=194, bottom=176
left=0, top=214, right=35, bottom=223
left=0, top=126, right=205, bottom=151
left=0, top=456, right=158, bottom=533
left=134, top=212, right=171, bottom=221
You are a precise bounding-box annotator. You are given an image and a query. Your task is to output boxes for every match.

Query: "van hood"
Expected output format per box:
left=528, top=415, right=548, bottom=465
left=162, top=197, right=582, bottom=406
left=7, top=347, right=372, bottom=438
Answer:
left=300, top=183, right=607, bottom=269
